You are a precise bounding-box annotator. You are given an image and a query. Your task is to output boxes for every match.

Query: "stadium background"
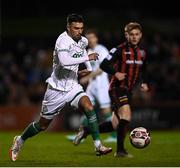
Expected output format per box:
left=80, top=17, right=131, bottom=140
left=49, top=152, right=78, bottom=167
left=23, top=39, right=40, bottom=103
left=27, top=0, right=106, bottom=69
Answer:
left=1, top=0, right=180, bottom=131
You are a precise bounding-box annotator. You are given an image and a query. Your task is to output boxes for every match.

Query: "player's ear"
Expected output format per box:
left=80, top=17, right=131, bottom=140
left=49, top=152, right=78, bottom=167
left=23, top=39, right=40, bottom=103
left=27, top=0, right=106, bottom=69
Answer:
left=67, top=23, right=70, bottom=32
left=125, top=32, right=129, bottom=40
left=139, top=32, right=142, bottom=39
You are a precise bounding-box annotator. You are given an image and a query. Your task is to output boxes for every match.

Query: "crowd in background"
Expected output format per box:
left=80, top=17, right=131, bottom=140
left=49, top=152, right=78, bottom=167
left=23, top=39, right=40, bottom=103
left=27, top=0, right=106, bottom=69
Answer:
left=0, top=31, right=180, bottom=105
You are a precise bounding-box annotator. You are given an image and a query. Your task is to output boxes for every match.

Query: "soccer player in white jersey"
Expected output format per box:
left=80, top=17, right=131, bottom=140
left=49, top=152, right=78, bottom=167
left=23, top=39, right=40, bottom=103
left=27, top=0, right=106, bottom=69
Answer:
left=9, top=14, right=112, bottom=161
left=72, top=29, right=116, bottom=144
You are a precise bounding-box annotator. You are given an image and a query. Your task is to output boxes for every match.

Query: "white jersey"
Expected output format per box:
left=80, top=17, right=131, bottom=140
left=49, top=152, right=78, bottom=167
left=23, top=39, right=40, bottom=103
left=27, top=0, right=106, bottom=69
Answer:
left=87, top=44, right=109, bottom=86
left=86, top=44, right=111, bottom=108
left=46, top=31, right=92, bottom=91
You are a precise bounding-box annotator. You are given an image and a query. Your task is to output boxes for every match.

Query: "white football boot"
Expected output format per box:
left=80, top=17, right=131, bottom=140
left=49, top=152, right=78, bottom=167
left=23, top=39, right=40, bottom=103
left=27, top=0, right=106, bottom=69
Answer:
left=9, top=136, right=24, bottom=161
left=95, top=144, right=112, bottom=156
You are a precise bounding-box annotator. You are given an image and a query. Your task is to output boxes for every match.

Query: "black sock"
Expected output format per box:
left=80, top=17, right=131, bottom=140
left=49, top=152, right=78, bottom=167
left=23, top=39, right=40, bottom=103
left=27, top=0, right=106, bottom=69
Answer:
left=117, top=119, right=129, bottom=152
left=99, top=121, right=114, bottom=133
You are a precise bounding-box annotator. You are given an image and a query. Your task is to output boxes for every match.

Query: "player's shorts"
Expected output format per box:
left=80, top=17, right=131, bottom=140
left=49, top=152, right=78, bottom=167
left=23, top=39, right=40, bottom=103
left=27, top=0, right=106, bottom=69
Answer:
left=109, top=87, right=132, bottom=111
left=40, top=84, right=87, bottom=120
left=86, top=79, right=111, bottom=109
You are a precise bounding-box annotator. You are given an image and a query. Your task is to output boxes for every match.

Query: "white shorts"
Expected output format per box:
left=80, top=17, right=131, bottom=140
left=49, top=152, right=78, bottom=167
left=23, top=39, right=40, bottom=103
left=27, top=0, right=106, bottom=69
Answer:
left=41, top=84, right=87, bottom=120
left=86, top=79, right=111, bottom=109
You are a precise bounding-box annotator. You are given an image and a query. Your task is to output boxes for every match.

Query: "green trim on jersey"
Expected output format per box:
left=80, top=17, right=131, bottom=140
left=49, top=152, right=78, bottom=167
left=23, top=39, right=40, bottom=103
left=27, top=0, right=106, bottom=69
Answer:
left=69, top=91, right=84, bottom=104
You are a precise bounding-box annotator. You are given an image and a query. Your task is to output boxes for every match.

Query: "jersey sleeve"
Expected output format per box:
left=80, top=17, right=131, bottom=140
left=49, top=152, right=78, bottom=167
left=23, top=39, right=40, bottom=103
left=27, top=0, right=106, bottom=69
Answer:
left=100, top=47, right=121, bottom=75
left=83, top=49, right=92, bottom=71
left=57, top=40, right=89, bottom=66
left=98, top=46, right=109, bottom=63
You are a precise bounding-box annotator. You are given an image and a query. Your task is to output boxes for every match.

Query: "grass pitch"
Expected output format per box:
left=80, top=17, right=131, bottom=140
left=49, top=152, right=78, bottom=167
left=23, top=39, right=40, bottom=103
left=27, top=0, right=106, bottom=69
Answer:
left=0, top=130, right=180, bottom=167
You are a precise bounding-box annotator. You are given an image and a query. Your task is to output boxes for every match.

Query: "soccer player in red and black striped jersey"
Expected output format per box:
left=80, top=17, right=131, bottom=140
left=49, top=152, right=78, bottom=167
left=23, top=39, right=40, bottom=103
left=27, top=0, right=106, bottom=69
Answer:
left=100, top=22, right=150, bottom=157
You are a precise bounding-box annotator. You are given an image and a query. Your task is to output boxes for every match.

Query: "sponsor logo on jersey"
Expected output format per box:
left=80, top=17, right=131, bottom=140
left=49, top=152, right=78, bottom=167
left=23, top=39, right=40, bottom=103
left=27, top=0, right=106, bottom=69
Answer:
left=124, top=51, right=132, bottom=55
left=126, top=60, right=143, bottom=65
left=72, top=51, right=83, bottom=58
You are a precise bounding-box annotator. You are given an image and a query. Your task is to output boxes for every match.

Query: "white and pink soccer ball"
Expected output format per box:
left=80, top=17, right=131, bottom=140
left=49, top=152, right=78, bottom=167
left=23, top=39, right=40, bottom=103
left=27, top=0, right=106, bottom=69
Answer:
left=129, top=127, right=150, bottom=149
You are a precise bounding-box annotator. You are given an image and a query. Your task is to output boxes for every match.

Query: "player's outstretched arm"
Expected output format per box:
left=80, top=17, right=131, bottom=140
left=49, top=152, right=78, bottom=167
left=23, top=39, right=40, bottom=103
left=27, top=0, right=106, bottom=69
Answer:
left=58, top=52, right=98, bottom=66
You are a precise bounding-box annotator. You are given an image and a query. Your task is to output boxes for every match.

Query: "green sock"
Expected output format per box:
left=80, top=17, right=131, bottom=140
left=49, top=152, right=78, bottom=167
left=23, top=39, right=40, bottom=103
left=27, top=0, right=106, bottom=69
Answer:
left=110, top=131, right=117, bottom=138
left=81, top=107, right=99, bottom=127
left=84, top=109, right=100, bottom=140
left=21, top=122, right=43, bottom=141
left=103, top=111, right=112, bottom=121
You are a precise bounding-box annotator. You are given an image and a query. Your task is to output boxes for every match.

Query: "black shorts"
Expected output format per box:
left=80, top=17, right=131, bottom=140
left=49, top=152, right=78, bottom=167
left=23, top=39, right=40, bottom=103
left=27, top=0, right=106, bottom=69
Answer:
left=109, top=87, right=132, bottom=111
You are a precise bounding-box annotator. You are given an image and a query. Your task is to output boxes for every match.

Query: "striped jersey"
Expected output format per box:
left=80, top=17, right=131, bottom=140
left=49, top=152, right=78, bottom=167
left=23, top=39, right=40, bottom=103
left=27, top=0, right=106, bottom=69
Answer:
left=100, top=41, right=148, bottom=91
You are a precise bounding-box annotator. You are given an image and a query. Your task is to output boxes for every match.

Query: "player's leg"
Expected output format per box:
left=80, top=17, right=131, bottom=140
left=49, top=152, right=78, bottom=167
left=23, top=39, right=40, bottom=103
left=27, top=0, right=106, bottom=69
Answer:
left=96, top=83, right=116, bottom=142
left=10, top=85, right=65, bottom=161
left=80, top=82, right=97, bottom=128
left=110, top=88, right=133, bottom=157
left=69, top=85, right=112, bottom=155
left=66, top=84, right=96, bottom=142
left=115, top=105, right=133, bottom=157
left=70, top=83, right=97, bottom=142
left=79, top=85, right=96, bottom=130
left=78, top=95, right=112, bottom=155
left=73, top=91, right=115, bottom=145
left=101, top=108, right=117, bottom=143
left=9, top=117, right=53, bottom=161
left=73, top=84, right=115, bottom=144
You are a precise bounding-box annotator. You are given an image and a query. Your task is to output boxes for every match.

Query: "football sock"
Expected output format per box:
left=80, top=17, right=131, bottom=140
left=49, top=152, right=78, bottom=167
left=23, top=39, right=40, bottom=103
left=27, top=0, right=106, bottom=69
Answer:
left=103, top=112, right=117, bottom=137
left=17, top=136, right=24, bottom=144
left=103, top=111, right=112, bottom=121
left=81, top=108, right=99, bottom=128
left=94, top=139, right=101, bottom=148
left=99, top=121, right=114, bottom=133
left=21, top=122, right=43, bottom=141
left=117, top=119, right=129, bottom=152
left=84, top=109, right=100, bottom=140
left=110, top=131, right=117, bottom=138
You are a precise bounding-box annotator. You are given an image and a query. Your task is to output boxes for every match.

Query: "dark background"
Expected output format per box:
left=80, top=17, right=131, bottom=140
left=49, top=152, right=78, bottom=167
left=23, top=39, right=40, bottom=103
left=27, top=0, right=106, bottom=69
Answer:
left=0, top=0, right=180, bottom=130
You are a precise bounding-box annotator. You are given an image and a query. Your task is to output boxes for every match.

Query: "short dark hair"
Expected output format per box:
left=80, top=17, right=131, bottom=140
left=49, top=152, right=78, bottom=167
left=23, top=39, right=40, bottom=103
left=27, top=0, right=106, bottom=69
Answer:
left=67, top=14, right=84, bottom=25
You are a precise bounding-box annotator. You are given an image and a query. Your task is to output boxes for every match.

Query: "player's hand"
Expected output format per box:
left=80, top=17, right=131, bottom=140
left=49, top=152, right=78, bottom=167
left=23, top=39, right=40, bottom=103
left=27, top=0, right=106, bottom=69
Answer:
left=79, top=76, right=90, bottom=85
left=78, top=69, right=91, bottom=78
left=88, top=53, right=99, bottom=61
left=115, top=72, right=126, bottom=81
left=140, top=83, right=149, bottom=92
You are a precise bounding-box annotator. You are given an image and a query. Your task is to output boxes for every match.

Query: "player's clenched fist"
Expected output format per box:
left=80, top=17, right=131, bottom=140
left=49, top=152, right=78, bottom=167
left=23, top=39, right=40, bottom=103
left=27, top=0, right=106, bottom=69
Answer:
left=88, top=53, right=99, bottom=61
left=115, top=72, right=126, bottom=81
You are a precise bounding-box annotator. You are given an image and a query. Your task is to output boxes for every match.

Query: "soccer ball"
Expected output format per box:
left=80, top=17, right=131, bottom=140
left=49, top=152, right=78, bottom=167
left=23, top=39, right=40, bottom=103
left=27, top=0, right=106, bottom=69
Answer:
left=129, top=127, right=150, bottom=149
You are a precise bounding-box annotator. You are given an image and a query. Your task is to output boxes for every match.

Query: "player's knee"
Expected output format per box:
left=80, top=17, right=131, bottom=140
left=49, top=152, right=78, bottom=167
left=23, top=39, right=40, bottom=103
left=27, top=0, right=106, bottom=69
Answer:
left=117, top=105, right=132, bottom=121
left=121, top=112, right=131, bottom=121
left=40, top=125, right=48, bottom=131
left=84, top=103, right=94, bottom=111
left=79, top=96, right=94, bottom=111
left=38, top=121, right=50, bottom=131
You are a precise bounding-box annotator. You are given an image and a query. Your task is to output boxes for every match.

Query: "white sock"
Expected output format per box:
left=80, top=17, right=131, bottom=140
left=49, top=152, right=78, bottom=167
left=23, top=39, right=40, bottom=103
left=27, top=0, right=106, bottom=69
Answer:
left=94, top=140, right=101, bottom=148
left=17, top=136, right=24, bottom=144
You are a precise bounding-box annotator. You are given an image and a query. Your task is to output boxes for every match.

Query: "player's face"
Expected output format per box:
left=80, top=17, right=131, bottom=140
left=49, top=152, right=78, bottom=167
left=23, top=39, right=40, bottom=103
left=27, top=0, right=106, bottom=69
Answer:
left=67, top=22, right=84, bottom=41
left=128, top=29, right=142, bottom=45
left=86, top=33, right=98, bottom=49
